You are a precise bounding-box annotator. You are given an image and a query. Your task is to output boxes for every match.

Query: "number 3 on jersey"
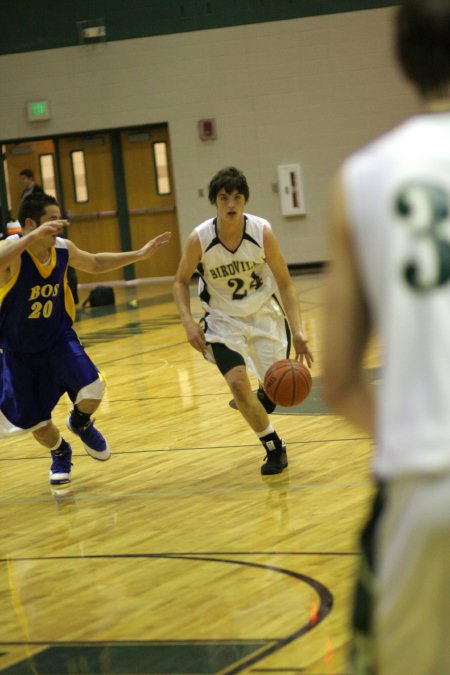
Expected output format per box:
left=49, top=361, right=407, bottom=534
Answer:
left=396, top=182, right=450, bottom=292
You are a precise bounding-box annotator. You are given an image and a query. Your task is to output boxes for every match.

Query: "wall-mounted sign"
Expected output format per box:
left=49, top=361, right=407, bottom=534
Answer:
left=26, top=100, right=51, bottom=122
left=198, top=118, right=217, bottom=141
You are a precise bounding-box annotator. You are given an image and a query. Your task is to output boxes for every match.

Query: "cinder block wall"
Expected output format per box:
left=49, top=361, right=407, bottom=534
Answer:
left=0, top=7, right=418, bottom=263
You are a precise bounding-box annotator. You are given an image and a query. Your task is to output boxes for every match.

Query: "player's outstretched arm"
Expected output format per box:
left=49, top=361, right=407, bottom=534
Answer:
left=67, top=231, right=172, bottom=274
left=173, top=231, right=206, bottom=353
left=136, top=231, right=172, bottom=259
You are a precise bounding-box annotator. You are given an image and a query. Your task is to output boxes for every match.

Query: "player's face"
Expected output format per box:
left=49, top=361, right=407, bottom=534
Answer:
left=20, top=174, right=33, bottom=189
left=215, top=189, right=246, bottom=225
left=39, top=204, right=61, bottom=222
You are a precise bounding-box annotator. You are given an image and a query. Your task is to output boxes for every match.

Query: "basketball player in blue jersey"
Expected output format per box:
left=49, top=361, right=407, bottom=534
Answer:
left=174, top=167, right=313, bottom=475
left=323, top=1, right=450, bottom=672
left=0, top=193, right=171, bottom=486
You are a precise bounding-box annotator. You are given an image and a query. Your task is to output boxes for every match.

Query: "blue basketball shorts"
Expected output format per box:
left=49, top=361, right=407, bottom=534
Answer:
left=0, top=328, right=103, bottom=436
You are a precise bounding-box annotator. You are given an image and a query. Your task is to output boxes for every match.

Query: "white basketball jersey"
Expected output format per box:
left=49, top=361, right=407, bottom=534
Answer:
left=342, top=113, right=450, bottom=478
left=195, top=214, right=278, bottom=317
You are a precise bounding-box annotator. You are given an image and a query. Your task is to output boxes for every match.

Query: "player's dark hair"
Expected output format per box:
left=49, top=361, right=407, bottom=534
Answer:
left=208, top=167, right=250, bottom=204
left=17, top=193, right=59, bottom=227
left=396, top=0, right=450, bottom=96
left=19, top=168, right=34, bottom=179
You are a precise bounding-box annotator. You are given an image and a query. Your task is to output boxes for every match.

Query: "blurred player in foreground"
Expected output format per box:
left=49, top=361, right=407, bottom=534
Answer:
left=323, top=1, right=450, bottom=672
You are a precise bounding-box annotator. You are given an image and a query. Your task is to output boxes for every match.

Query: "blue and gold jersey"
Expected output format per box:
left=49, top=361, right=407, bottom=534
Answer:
left=0, top=237, right=76, bottom=353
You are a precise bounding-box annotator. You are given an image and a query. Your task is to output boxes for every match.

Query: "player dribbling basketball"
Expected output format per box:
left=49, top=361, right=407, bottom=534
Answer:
left=173, top=167, right=313, bottom=475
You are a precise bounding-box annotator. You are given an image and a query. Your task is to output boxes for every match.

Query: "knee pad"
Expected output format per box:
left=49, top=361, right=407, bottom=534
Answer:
left=75, top=376, right=106, bottom=404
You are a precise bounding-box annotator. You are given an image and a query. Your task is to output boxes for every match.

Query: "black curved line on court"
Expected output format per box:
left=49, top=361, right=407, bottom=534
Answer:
left=161, top=554, right=334, bottom=675
left=0, top=553, right=333, bottom=675
left=0, top=551, right=357, bottom=560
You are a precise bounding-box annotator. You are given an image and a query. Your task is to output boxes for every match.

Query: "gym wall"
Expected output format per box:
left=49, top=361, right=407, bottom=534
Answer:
left=0, top=3, right=417, bottom=264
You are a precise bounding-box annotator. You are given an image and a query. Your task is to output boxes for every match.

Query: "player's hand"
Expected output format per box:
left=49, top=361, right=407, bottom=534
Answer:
left=140, top=232, right=172, bottom=259
left=292, top=332, right=313, bottom=368
left=184, top=319, right=206, bottom=353
left=30, top=219, right=69, bottom=240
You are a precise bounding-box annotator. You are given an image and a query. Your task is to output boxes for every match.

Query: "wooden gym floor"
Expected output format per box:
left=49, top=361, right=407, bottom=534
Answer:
left=0, top=272, right=376, bottom=675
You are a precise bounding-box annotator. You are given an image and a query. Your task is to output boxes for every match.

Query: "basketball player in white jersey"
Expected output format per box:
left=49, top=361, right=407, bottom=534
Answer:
left=174, top=167, right=313, bottom=475
left=323, top=1, right=450, bottom=672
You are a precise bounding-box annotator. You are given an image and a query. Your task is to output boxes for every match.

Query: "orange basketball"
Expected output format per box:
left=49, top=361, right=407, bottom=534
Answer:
left=263, top=359, right=312, bottom=407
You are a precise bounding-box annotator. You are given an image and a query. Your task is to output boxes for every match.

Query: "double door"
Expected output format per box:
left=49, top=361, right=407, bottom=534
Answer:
left=4, top=125, right=181, bottom=284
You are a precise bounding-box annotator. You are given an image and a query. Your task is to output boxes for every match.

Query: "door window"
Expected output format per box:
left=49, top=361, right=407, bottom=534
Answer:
left=39, top=154, right=57, bottom=198
left=71, top=150, right=89, bottom=202
left=152, top=142, right=171, bottom=195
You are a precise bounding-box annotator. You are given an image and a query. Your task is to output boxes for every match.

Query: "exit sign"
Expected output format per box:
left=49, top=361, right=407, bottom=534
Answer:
left=27, top=100, right=51, bottom=122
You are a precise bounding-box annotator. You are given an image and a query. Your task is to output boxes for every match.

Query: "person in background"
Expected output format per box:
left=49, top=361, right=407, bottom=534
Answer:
left=322, top=0, right=450, bottom=672
left=19, top=168, right=43, bottom=200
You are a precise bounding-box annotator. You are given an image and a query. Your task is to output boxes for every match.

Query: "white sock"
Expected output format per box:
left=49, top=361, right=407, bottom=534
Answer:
left=49, top=436, right=63, bottom=451
left=257, top=424, right=274, bottom=439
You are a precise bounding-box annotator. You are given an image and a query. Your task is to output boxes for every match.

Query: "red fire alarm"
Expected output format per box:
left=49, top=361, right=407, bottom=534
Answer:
left=198, top=118, right=217, bottom=141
